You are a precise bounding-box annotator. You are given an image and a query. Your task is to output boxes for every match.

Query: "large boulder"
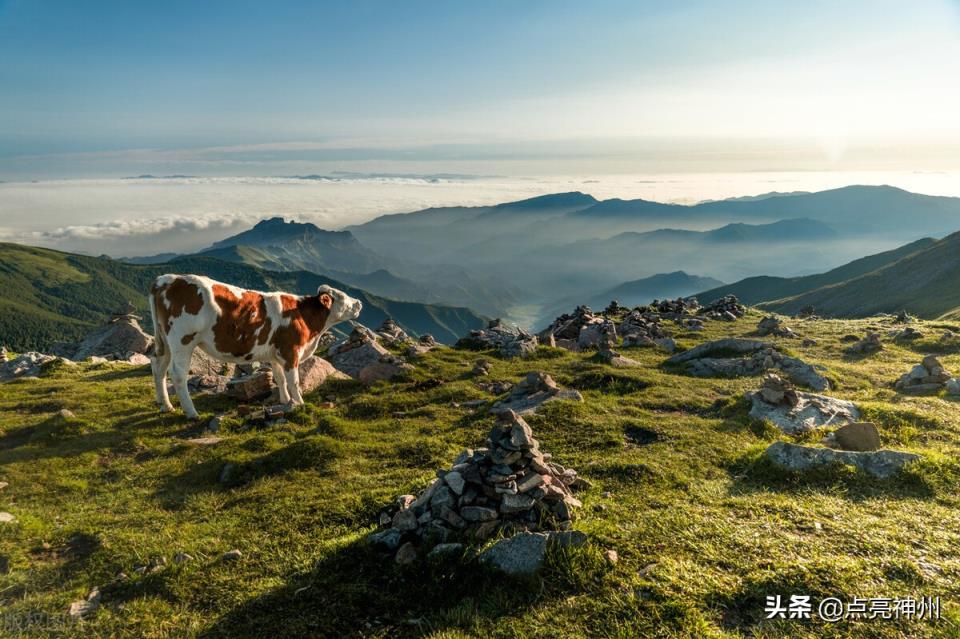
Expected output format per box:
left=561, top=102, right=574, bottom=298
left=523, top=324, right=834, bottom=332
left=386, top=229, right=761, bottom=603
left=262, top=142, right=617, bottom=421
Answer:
left=298, top=356, right=349, bottom=393
left=668, top=339, right=829, bottom=391
left=764, top=441, right=920, bottom=479
left=328, top=326, right=412, bottom=382
left=0, top=352, right=62, bottom=383
left=65, top=304, right=154, bottom=361
left=748, top=375, right=858, bottom=434
left=491, top=372, right=583, bottom=416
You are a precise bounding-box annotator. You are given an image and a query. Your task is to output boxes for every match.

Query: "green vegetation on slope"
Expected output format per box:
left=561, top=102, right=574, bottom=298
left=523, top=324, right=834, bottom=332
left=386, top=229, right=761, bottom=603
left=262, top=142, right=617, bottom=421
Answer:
left=0, top=243, right=486, bottom=351
left=758, top=231, right=960, bottom=318
left=695, top=237, right=936, bottom=305
left=2, top=312, right=959, bottom=637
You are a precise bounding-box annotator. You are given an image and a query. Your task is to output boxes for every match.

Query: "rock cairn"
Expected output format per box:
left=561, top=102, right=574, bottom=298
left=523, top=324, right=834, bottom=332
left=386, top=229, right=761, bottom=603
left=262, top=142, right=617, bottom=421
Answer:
left=602, top=300, right=627, bottom=317
left=756, top=315, right=797, bottom=338
left=405, top=334, right=438, bottom=356
left=895, top=355, right=953, bottom=393
left=891, top=326, right=923, bottom=341
left=458, top=319, right=538, bottom=359
left=796, top=305, right=817, bottom=319
left=539, top=306, right=611, bottom=351
left=375, top=318, right=411, bottom=345
left=757, top=373, right=799, bottom=406
left=642, top=297, right=699, bottom=319
left=367, top=411, right=583, bottom=562
left=699, top=295, right=745, bottom=320
left=618, top=309, right=669, bottom=347
left=845, top=332, right=882, bottom=355
left=472, top=358, right=492, bottom=376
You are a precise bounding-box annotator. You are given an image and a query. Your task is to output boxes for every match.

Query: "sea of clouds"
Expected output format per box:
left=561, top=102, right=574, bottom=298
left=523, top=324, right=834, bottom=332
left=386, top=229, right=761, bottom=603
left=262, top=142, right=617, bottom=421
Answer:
left=2, top=171, right=959, bottom=258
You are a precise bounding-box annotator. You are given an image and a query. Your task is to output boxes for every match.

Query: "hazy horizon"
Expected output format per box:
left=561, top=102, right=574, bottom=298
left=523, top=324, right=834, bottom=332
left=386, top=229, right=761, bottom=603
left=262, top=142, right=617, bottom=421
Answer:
left=3, top=170, right=960, bottom=258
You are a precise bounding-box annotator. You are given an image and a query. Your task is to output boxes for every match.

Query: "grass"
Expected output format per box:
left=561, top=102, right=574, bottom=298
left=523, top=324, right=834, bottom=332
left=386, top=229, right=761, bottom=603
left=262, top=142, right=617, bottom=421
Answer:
left=2, top=311, right=960, bottom=637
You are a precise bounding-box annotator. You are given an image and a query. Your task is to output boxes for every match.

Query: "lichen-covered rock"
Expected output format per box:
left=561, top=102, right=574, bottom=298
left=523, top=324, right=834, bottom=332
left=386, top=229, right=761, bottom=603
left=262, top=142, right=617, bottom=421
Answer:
left=764, top=441, right=920, bottom=478
left=748, top=376, right=858, bottom=434
left=458, top=319, right=538, bottom=359
left=491, top=371, right=584, bottom=416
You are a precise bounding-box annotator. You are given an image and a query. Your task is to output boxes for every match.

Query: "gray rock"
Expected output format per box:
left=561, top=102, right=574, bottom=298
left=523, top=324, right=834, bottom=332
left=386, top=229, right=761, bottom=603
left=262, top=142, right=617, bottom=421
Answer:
left=947, top=378, right=960, bottom=395
left=367, top=528, right=403, bottom=551
left=444, top=470, right=466, bottom=495
left=460, top=506, right=499, bottom=522
left=764, top=441, right=920, bottom=478
left=394, top=542, right=418, bottom=565
left=479, top=532, right=550, bottom=576
left=392, top=508, right=419, bottom=532
left=748, top=389, right=859, bottom=434
left=68, top=588, right=101, bottom=619
left=831, top=422, right=882, bottom=452
left=667, top=338, right=773, bottom=364
left=222, top=549, right=242, bottom=561
left=427, top=542, right=464, bottom=560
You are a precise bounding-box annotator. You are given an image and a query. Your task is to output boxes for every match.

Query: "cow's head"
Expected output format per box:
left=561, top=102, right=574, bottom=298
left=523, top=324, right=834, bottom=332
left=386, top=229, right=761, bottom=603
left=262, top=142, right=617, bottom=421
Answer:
left=317, top=285, right=362, bottom=330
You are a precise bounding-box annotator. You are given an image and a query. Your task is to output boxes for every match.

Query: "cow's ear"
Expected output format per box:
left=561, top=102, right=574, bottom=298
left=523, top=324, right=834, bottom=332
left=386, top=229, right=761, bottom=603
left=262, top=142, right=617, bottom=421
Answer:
left=319, top=293, right=333, bottom=309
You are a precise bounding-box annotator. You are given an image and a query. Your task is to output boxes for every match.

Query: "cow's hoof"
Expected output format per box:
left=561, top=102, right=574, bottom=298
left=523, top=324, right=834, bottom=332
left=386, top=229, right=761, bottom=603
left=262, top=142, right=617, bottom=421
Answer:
left=158, top=403, right=175, bottom=413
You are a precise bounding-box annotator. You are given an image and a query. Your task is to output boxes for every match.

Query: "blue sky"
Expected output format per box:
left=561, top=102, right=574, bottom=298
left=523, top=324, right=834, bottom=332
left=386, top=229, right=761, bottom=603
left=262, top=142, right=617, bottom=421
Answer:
left=1, top=0, right=959, bottom=178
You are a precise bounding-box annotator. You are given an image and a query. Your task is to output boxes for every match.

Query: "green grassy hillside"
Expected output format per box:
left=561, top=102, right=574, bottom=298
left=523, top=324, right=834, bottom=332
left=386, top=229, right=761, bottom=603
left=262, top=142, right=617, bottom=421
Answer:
left=759, top=231, right=960, bottom=318
left=2, top=311, right=959, bottom=637
left=696, top=237, right=936, bottom=305
left=0, top=243, right=487, bottom=350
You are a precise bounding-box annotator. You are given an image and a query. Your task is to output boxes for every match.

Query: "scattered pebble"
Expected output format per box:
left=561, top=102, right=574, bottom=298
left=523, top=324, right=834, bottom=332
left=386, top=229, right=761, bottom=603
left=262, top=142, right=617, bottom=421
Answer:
left=603, top=549, right=619, bottom=565
left=222, top=549, right=242, bottom=561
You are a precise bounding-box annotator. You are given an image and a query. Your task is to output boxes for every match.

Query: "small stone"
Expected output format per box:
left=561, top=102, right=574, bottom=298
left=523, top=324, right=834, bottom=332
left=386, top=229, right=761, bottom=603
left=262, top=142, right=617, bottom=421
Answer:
left=460, top=506, right=499, bottom=522
left=516, top=473, right=545, bottom=493
left=500, top=493, right=535, bottom=514
left=394, top=542, right=418, bottom=565
left=222, top=549, right=242, bottom=561
left=427, top=543, right=464, bottom=559
left=68, top=588, right=101, bottom=619
left=0, top=512, right=15, bottom=523
left=173, top=552, right=193, bottom=564
left=392, top=509, right=419, bottom=532
left=368, top=528, right=402, bottom=550
left=603, top=549, right=619, bottom=565
left=207, top=415, right=224, bottom=433
left=379, top=512, right=392, bottom=526
left=444, top=471, right=466, bottom=495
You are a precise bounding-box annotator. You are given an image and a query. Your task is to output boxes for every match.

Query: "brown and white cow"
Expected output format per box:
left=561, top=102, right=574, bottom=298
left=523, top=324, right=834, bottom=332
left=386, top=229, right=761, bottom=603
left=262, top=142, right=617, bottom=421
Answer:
left=148, top=274, right=362, bottom=418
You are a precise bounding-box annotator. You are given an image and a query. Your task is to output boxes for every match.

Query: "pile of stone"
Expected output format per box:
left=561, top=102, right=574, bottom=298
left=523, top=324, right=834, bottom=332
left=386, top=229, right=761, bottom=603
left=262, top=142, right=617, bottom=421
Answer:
left=748, top=374, right=859, bottom=434
left=405, top=334, right=439, bottom=356
left=667, top=338, right=829, bottom=391
left=698, top=295, right=746, bottom=320
left=642, top=297, right=700, bottom=320
left=891, top=327, right=923, bottom=341
left=328, top=326, right=413, bottom=382
left=845, top=332, right=883, bottom=355
left=472, top=359, right=492, bottom=377
left=602, top=300, right=628, bottom=317
left=894, top=355, right=952, bottom=393
left=0, top=351, right=69, bottom=383
left=367, top=410, right=584, bottom=565
left=458, top=319, right=538, bottom=359
left=538, top=306, right=618, bottom=351
left=796, top=305, right=817, bottom=319
left=679, top=317, right=705, bottom=332
left=375, top=318, right=411, bottom=345
left=491, top=371, right=584, bottom=416
left=756, top=315, right=797, bottom=338
left=52, top=302, right=154, bottom=364
left=618, top=309, right=669, bottom=347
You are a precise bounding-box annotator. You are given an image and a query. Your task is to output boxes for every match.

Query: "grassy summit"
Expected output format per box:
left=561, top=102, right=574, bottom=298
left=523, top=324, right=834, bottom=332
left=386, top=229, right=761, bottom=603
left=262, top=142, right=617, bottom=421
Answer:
left=1, top=311, right=959, bottom=637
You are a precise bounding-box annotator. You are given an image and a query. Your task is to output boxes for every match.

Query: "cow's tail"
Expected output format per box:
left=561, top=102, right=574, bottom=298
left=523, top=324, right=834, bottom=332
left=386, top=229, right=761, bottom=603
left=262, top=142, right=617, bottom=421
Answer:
left=148, top=284, right=167, bottom=358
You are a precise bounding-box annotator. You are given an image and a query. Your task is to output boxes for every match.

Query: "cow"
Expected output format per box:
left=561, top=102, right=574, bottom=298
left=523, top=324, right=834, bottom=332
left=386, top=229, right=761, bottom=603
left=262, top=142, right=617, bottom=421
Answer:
left=148, top=274, right=362, bottom=419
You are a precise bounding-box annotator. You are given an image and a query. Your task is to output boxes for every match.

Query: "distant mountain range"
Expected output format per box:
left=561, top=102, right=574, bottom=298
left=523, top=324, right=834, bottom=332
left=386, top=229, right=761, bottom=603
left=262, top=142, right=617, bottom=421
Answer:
left=0, top=243, right=486, bottom=351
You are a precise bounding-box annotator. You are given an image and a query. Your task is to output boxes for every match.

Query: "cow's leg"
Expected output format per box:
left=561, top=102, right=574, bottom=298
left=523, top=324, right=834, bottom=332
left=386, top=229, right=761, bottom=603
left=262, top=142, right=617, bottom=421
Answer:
left=169, top=347, right=200, bottom=419
left=271, top=362, right=291, bottom=404
left=284, top=366, right=304, bottom=405
left=152, top=349, right=174, bottom=412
